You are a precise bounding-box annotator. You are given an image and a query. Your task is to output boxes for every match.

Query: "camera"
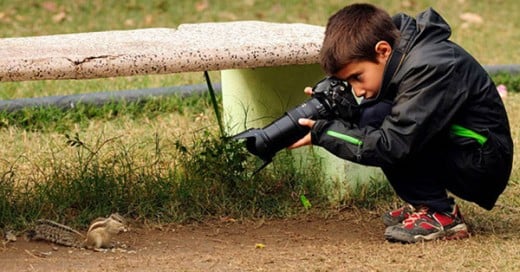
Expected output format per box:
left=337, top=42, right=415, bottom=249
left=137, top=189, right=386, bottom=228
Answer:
left=232, top=77, right=359, bottom=169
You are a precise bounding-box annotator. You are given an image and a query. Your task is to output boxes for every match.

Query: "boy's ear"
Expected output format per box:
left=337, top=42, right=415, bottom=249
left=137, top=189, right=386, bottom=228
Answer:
left=375, top=41, right=392, bottom=61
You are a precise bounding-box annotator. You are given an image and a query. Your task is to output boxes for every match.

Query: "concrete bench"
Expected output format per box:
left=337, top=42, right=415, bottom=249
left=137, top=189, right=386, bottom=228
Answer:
left=0, top=21, right=382, bottom=185
left=0, top=21, right=324, bottom=81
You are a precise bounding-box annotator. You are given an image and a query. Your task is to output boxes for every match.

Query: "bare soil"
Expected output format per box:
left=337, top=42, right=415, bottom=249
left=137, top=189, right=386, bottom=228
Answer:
left=2, top=209, right=520, bottom=272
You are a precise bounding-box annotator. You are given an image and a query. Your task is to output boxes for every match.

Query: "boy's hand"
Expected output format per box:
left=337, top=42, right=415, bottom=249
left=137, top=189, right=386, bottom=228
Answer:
left=304, top=86, right=313, bottom=96
left=288, top=118, right=316, bottom=149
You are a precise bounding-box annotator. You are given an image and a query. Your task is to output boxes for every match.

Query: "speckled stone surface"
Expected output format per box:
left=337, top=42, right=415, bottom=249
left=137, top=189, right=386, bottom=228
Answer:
left=0, top=21, right=324, bottom=82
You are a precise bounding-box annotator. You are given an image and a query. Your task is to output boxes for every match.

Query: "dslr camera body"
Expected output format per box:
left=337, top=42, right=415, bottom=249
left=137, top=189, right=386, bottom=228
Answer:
left=232, top=77, right=360, bottom=168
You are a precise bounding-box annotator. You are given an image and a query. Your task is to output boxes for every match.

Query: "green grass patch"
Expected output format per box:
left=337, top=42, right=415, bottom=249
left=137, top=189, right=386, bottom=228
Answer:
left=493, top=73, right=520, bottom=93
left=0, top=93, right=214, bottom=133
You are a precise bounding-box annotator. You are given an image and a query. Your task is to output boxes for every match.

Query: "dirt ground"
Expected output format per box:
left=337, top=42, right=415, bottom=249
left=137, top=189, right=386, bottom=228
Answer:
left=2, top=210, right=520, bottom=272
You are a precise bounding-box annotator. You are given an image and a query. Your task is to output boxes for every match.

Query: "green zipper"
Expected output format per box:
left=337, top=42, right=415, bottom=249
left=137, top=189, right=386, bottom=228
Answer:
left=326, top=130, right=363, bottom=146
left=450, top=124, right=488, bottom=146
left=326, top=125, right=486, bottom=148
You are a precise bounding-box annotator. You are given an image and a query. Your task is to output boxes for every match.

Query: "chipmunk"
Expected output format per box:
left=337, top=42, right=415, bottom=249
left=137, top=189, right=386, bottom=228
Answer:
left=26, top=213, right=128, bottom=250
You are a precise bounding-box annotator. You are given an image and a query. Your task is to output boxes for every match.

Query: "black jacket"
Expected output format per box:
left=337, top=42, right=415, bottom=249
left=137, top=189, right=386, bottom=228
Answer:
left=312, top=9, right=513, bottom=182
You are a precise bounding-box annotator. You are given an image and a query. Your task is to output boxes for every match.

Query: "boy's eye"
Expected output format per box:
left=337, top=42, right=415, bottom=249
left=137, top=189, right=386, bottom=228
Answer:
left=350, top=74, right=361, bottom=82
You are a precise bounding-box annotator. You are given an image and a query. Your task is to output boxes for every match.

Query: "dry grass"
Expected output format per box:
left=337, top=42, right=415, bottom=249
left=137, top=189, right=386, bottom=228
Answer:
left=1, top=93, right=518, bottom=207
left=0, top=108, right=216, bottom=186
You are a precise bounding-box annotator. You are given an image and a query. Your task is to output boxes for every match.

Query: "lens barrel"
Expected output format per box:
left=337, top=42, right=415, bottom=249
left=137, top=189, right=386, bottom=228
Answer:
left=232, top=97, right=328, bottom=162
left=232, top=77, right=353, bottom=168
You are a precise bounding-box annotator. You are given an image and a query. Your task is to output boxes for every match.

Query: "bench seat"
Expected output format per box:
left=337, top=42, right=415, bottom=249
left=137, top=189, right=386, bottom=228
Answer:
left=0, top=21, right=324, bottom=82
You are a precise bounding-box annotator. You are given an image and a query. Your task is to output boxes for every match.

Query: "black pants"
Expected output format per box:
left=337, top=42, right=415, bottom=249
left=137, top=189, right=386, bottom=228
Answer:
left=359, top=102, right=510, bottom=212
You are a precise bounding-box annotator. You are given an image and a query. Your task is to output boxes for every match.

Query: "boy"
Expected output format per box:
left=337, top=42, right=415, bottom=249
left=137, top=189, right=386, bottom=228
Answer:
left=290, top=3, right=513, bottom=243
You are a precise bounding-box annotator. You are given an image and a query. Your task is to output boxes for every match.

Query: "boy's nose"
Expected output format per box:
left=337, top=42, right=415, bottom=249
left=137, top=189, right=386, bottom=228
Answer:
left=353, top=87, right=366, bottom=97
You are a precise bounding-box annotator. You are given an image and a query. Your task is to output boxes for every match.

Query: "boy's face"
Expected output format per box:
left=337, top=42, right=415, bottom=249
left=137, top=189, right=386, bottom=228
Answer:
left=334, top=59, right=386, bottom=99
left=333, top=41, right=391, bottom=99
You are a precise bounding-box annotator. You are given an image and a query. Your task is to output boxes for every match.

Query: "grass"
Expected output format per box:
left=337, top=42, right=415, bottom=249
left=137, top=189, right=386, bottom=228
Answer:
left=0, top=0, right=519, bottom=234
left=0, top=79, right=518, bottom=230
left=0, top=92, right=334, bottom=229
left=0, top=91, right=214, bottom=132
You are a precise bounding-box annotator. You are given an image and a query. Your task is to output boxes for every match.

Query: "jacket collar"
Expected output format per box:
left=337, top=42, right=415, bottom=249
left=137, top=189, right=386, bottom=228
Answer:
left=365, top=8, right=451, bottom=105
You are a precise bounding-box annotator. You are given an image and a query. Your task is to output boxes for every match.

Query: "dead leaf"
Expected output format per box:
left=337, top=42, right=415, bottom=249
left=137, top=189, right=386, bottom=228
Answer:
left=459, top=12, right=483, bottom=24
left=219, top=216, right=237, bottom=223
left=255, top=243, right=265, bottom=249
left=144, top=14, right=154, bottom=26
left=25, top=249, right=51, bottom=258
left=52, top=11, right=67, bottom=23
left=195, top=0, right=209, bottom=12
left=218, top=11, right=238, bottom=21
left=15, top=15, right=26, bottom=22
left=124, top=19, right=135, bottom=27
left=41, top=1, right=58, bottom=12
left=401, top=0, right=415, bottom=9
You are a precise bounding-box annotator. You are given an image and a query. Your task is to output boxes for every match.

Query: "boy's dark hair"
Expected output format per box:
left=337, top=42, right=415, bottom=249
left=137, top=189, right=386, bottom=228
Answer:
left=320, top=3, right=400, bottom=75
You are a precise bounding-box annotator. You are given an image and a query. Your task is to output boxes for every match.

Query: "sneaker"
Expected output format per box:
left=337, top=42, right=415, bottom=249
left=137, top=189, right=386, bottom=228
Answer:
left=382, top=204, right=415, bottom=226
left=384, top=205, right=469, bottom=243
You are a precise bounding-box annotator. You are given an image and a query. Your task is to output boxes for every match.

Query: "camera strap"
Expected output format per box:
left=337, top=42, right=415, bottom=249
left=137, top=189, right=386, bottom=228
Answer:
left=378, top=48, right=406, bottom=101
left=357, top=48, right=405, bottom=109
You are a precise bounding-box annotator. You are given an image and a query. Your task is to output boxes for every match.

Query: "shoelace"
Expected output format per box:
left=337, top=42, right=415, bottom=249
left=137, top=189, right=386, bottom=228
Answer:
left=393, top=204, right=414, bottom=216
left=402, top=207, right=430, bottom=227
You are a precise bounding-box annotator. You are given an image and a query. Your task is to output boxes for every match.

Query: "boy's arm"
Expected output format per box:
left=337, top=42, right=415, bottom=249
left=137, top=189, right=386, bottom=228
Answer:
left=310, top=118, right=380, bottom=165
left=311, top=63, right=462, bottom=167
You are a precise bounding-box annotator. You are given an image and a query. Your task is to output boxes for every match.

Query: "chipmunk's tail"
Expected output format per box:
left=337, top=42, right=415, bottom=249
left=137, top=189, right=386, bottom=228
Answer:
left=26, top=219, right=85, bottom=248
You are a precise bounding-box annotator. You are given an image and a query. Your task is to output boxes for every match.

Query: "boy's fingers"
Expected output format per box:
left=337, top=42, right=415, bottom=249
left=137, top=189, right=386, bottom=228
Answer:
left=288, top=133, right=311, bottom=149
left=298, top=118, right=316, bottom=128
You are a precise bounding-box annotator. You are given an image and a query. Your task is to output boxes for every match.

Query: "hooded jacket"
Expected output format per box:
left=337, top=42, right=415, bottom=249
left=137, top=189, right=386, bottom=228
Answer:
left=311, top=8, right=513, bottom=207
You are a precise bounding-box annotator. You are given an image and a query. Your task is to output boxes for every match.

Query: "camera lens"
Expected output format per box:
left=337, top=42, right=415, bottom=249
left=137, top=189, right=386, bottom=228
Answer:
left=233, top=97, right=328, bottom=162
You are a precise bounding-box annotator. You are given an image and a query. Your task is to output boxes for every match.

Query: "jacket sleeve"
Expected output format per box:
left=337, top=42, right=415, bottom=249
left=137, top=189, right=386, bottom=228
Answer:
left=311, top=61, right=465, bottom=168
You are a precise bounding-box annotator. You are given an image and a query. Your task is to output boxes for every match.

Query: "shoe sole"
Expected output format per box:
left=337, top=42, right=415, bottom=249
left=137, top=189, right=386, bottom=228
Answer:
left=385, top=223, right=469, bottom=243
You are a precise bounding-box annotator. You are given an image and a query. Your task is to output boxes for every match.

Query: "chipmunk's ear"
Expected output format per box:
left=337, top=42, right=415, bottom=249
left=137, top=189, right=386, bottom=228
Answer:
left=110, top=213, right=125, bottom=222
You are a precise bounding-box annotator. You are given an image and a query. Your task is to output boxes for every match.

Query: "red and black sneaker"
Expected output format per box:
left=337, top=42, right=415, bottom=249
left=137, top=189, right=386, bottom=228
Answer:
left=382, top=204, right=415, bottom=227
left=384, top=205, right=469, bottom=243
